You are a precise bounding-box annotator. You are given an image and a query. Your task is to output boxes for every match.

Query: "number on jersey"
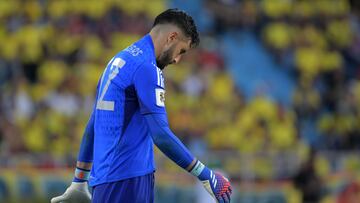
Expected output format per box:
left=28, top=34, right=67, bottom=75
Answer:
left=96, top=57, right=126, bottom=111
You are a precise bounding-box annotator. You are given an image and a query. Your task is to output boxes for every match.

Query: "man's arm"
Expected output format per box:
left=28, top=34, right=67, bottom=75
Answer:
left=73, top=111, right=95, bottom=182
left=77, top=111, right=95, bottom=164
left=76, top=161, right=92, bottom=170
left=133, top=63, right=232, bottom=202
left=144, top=113, right=232, bottom=203
left=74, top=76, right=102, bottom=177
left=144, top=113, right=195, bottom=170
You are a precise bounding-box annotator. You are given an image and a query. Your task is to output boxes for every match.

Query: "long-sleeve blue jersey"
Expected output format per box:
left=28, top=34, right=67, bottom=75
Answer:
left=80, top=34, right=194, bottom=187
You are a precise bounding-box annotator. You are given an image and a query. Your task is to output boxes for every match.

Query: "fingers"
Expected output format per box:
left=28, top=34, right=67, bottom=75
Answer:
left=225, top=191, right=231, bottom=202
left=222, top=193, right=230, bottom=203
left=217, top=196, right=225, bottom=203
left=217, top=193, right=230, bottom=203
left=51, top=195, right=68, bottom=203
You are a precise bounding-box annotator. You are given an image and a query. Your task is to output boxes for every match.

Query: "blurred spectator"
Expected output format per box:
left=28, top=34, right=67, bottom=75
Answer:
left=293, top=149, right=324, bottom=203
left=338, top=182, right=360, bottom=203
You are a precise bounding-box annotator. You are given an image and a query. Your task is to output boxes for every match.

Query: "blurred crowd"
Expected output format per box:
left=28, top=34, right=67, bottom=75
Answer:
left=0, top=0, right=167, bottom=165
left=0, top=0, right=359, bottom=183
left=203, top=0, right=360, bottom=150
left=258, top=0, right=360, bottom=151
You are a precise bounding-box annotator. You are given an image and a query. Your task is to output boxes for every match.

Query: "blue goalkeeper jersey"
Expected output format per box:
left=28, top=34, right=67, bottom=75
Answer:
left=89, top=34, right=166, bottom=186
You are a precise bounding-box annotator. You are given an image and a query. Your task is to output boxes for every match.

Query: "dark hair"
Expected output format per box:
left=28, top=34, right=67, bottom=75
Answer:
left=153, top=8, right=200, bottom=48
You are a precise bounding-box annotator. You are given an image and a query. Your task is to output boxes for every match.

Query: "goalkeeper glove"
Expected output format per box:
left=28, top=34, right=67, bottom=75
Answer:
left=190, top=160, right=232, bottom=203
left=51, top=167, right=91, bottom=203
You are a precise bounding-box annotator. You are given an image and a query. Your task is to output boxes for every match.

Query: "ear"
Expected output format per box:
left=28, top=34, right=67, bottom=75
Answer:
left=167, top=32, right=179, bottom=44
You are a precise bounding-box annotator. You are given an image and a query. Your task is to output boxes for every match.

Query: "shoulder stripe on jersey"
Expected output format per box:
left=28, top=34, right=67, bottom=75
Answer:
left=156, top=66, right=161, bottom=86
left=153, top=62, right=165, bottom=88
left=160, top=71, right=164, bottom=88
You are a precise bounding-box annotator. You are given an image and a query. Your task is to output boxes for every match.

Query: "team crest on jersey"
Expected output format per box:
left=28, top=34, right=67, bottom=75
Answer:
left=155, top=88, right=165, bottom=107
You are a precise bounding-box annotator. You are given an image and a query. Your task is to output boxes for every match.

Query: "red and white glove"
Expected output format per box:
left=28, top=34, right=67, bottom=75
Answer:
left=190, top=160, right=232, bottom=203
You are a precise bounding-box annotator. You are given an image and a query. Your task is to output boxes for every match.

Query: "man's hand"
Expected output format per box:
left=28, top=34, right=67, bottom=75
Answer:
left=190, top=160, right=232, bottom=203
left=51, top=182, right=91, bottom=203
left=201, top=171, right=232, bottom=203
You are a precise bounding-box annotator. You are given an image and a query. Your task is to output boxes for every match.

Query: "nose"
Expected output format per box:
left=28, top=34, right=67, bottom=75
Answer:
left=173, top=55, right=182, bottom=64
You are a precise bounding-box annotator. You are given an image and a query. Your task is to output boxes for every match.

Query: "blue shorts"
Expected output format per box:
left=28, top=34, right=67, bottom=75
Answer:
left=92, top=173, right=154, bottom=203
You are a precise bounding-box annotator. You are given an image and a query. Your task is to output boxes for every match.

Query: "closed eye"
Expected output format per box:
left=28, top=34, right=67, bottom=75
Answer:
left=179, top=49, right=186, bottom=55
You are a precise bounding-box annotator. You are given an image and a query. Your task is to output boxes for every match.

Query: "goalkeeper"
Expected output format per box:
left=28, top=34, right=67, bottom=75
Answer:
left=51, top=9, right=232, bottom=203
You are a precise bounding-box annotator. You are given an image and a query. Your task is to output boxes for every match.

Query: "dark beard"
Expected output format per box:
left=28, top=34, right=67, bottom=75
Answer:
left=156, top=49, right=173, bottom=70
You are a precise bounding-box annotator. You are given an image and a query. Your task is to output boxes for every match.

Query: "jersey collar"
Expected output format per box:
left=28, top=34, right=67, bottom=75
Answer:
left=144, top=34, right=156, bottom=64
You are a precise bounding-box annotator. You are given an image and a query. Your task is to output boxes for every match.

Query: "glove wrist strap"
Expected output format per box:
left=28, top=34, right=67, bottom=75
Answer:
left=190, top=160, right=205, bottom=177
left=73, top=167, right=90, bottom=182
